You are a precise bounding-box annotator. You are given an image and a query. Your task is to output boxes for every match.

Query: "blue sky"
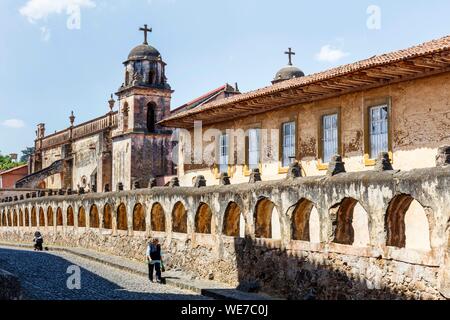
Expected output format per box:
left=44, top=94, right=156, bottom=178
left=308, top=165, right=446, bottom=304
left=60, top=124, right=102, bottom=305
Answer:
left=0, top=0, right=449, bottom=156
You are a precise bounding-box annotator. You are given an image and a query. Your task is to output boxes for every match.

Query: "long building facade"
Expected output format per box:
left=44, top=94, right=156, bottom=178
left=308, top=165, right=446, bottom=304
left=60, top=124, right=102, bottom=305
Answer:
left=161, top=36, right=450, bottom=187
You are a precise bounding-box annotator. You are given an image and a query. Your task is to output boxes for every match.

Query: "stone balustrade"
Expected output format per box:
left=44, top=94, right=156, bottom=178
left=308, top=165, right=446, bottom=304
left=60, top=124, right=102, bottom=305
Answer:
left=1, top=165, right=449, bottom=299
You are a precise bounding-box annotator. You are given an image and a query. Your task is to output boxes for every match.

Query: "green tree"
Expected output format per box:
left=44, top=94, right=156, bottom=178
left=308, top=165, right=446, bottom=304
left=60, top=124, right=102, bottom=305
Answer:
left=0, top=151, right=26, bottom=171
left=20, top=147, right=35, bottom=163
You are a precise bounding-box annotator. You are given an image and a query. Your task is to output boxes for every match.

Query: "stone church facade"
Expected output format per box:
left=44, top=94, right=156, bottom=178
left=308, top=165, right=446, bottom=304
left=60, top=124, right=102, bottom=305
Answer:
left=18, top=29, right=178, bottom=192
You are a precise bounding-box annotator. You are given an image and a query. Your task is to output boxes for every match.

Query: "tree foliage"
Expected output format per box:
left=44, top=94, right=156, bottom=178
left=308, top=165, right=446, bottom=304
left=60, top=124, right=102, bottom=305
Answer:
left=20, top=147, right=35, bottom=163
left=0, top=152, right=26, bottom=171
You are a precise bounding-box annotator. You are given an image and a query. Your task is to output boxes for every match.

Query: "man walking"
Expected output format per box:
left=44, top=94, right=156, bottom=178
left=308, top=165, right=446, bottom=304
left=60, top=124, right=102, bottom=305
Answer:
left=146, top=238, right=163, bottom=283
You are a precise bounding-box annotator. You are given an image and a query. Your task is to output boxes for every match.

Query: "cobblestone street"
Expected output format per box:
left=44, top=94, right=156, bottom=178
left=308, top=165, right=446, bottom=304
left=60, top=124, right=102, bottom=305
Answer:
left=0, top=246, right=209, bottom=300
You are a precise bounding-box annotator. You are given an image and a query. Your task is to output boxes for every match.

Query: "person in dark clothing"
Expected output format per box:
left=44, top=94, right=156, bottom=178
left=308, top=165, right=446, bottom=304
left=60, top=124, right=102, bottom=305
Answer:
left=33, top=231, right=44, bottom=251
left=146, top=238, right=163, bottom=283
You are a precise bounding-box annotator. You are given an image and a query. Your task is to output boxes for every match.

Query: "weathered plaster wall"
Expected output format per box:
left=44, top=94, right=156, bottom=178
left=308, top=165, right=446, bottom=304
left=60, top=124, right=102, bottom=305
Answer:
left=130, top=134, right=173, bottom=186
left=71, top=134, right=101, bottom=190
left=179, top=73, right=450, bottom=187
left=111, top=137, right=132, bottom=191
left=1, top=167, right=449, bottom=300
left=42, top=147, right=64, bottom=189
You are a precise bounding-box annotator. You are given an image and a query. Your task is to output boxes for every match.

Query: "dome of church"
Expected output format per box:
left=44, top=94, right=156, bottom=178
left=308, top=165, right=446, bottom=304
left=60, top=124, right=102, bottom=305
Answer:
left=272, top=65, right=305, bottom=84
left=128, top=44, right=161, bottom=61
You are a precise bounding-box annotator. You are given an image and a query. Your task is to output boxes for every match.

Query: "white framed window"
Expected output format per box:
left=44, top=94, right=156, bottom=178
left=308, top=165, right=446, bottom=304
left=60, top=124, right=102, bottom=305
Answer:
left=323, top=114, right=338, bottom=163
left=282, top=122, right=296, bottom=167
left=219, top=133, right=229, bottom=174
left=248, top=129, right=260, bottom=170
left=369, top=105, right=389, bottom=159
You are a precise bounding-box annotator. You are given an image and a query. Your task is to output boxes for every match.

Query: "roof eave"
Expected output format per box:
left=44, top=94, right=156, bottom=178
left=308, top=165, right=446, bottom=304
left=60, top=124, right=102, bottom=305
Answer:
left=160, top=39, right=450, bottom=129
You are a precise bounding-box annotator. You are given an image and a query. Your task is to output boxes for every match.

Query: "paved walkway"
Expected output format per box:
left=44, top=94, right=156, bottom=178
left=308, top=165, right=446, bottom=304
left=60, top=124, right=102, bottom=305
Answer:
left=0, top=243, right=274, bottom=300
left=0, top=246, right=209, bottom=300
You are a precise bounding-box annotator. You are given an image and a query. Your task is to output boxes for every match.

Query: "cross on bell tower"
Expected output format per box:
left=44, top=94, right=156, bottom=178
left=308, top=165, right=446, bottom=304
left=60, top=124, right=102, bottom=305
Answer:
left=139, top=24, right=152, bottom=45
left=285, top=48, right=296, bottom=66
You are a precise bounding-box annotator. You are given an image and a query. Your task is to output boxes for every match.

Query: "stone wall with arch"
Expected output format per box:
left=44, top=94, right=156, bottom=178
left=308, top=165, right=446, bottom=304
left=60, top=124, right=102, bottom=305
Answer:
left=1, top=167, right=449, bottom=299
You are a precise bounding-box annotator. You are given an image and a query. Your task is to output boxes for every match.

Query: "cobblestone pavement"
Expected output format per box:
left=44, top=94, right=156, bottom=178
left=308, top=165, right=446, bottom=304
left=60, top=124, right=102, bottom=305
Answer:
left=0, top=246, right=209, bottom=300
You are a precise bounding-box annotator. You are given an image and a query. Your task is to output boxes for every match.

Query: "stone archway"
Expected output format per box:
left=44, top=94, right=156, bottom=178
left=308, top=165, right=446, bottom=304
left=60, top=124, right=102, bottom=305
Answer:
left=56, top=208, right=63, bottom=226
left=331, top=198, right=369, bottom=247
left=25, top=208, right=30, bottom=227
left=291, top=198, right=320, bottom=242
left=103, top=204, right=112, bottom=229
left=31, top=207, right=37, bottom=227
left=78, top=207, right=86, bottom=228
left=47, top=207, right=54, bottom=227
left=386, top=195, right=431, bottom=251
left=254, top=198, right=281, bottom=240
left=13, top=210, right=18, bottom=226
left=19, top=210, right=24, bottom=227
left=151, top=203, right=165, bottom=232
left=67, top=206, right=74, bottom=226
left=195, top=203, right=213, bottom=234
left=39, top=208, right=45, bottom=227
left=172, top=202, right=187, bottom=233
left=133, top=203, right=146, bottom=231
left=222, top=201, right=245, bottom=238
left=117, top=203, right=128, bottom=231
left=90, top=205, right=100, bottom=228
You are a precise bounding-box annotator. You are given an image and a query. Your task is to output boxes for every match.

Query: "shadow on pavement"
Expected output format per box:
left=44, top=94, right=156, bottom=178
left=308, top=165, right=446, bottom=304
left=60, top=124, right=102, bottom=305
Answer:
left=0, top=247, right=206, bottom=301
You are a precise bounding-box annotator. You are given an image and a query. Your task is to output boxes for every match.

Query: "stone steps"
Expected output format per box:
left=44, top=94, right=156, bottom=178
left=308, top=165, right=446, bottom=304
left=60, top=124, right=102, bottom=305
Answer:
left=0, top=242, right=276, bottom=300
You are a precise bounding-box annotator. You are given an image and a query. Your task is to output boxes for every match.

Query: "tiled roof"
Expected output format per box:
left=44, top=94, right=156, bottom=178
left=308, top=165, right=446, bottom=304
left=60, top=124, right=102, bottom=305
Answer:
left=171, top=85, right=227, bottom=115
left=161, top=35, right=450, bottom=127
left=0, top=164, right=28, bottom=176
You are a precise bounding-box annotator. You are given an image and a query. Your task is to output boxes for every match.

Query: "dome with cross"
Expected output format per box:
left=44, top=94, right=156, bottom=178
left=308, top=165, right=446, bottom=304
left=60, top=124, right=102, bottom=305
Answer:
left=272, top=48, right=305, bottom=85
left=127, top=25, right=161, bottom=61
left=120, top=25, right=170, bottom=91
left=128, top=44, right=161, bottom=61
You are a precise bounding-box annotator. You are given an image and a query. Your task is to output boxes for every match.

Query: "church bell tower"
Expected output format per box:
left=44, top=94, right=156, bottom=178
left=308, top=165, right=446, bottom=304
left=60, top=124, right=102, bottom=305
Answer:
left=112, top=25, right=174, bottom=191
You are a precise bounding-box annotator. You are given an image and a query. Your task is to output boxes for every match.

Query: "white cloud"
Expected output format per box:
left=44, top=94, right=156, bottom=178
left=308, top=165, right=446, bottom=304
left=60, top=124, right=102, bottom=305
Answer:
left=19, top=0, right=96, bottom=23
left=1, top=119, right=26, bottom=129
left=315, top=45, right=349, bottom=63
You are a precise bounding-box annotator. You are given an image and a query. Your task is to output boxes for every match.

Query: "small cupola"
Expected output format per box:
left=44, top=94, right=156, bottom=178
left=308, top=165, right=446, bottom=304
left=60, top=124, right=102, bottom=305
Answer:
left=272, top=48, right=305, bottom=84
left=120, top=25, right=170, bottom=91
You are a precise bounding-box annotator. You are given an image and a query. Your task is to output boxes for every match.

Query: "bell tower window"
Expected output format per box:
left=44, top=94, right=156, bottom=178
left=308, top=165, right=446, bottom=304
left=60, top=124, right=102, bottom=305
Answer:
left=123, top=102, right=129, bottom=132
left=125, top=71, right=130, bottom=86
left=149, top=70, right=155, bottom=85
left=147, top=102, right=156, bottom=133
